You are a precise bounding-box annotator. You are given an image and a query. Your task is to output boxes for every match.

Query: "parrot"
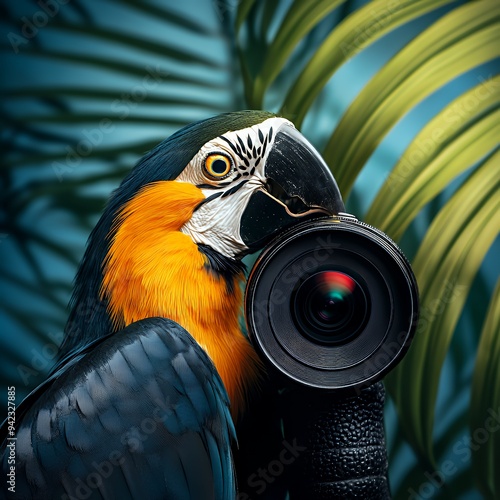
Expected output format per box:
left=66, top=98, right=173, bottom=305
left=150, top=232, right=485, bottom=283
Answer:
left=1, top=110, right=344, bottom=499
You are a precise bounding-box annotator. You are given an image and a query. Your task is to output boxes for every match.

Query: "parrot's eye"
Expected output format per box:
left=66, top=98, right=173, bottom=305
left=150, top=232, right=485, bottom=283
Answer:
left=204, top=153, right=232, bottom=180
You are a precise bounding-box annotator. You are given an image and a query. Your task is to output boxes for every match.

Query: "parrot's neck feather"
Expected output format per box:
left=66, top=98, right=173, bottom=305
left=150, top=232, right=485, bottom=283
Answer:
left=98, top=181, right=262, bottom=419
left=197, top=244, right=247, bottom=292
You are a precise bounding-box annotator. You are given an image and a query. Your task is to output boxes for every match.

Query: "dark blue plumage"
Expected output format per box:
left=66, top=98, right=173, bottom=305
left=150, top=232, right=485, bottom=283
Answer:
left=2, top=318, right=235, bottom=499
left=1, top=111, right=285, bottom=499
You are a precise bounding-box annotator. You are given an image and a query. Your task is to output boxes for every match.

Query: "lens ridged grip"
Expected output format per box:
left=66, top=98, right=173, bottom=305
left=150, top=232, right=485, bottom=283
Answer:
left=283, top=382, right=390, bottom=499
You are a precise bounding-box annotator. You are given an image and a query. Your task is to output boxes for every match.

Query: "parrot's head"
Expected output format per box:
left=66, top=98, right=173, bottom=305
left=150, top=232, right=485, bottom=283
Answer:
left=61, top=111, right=344, bottom=417
left=173, top=112, right=344, bottom=257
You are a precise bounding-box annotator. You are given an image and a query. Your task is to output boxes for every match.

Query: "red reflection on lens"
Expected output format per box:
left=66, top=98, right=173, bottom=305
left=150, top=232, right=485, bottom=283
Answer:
left=317, top=271, right=356, bottom=293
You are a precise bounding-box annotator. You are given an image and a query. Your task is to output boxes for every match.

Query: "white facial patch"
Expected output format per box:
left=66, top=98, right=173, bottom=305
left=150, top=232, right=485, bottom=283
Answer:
left=179, top=117, right=293, bottom=258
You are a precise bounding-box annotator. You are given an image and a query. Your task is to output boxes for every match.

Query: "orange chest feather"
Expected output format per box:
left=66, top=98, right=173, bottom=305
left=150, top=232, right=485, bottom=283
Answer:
left=101, top=181, right=262, bottom=418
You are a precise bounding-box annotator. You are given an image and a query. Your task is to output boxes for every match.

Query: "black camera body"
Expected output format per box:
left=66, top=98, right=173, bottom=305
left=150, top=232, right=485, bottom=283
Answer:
left=245, top=214, right=419, bottom=392
left=245, top=215, right=419, bottom=498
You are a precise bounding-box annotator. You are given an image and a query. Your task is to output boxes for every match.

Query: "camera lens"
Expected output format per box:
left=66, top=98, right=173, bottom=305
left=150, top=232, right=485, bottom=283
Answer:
left=245, top=217, right=419, bottom=391
left=293, top=271, right=369, bottom=344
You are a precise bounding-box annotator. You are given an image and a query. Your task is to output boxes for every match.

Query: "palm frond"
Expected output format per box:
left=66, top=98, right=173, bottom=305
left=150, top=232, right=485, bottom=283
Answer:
left=387, top=150, right=500, bottom=465
left=281, top=0, right=457, bottom=126
left=366, top=75, right=500, bottom=240
left=323, top=0, right=500, bottom=196
left=470, top=280, right=500, bottom=499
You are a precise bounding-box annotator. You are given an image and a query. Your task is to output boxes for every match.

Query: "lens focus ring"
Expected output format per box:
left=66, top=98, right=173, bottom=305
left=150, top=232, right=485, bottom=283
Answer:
left=245, top=217, right=419, bottom=391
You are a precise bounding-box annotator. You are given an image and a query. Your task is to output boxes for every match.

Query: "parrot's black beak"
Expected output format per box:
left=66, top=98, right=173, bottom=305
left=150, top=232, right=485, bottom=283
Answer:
left=241, top=124, right=345, bottom=251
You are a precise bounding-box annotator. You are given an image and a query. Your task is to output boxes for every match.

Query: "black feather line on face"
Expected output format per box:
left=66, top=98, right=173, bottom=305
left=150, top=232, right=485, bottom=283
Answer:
left=220, top=136, right=246, bottom=162
left=220, top=179, right=248, bottom=198
left=197, top=244, right=246, bottom=293
left=258, top=129, right=264, bottom=143
left=197, top=182, right=232, bottom=190
left=194, top=191, right=223, bottom=210
left=196, top=179, right=248, bottom=207
left=237, top=135, right=246, bottom=154
left=261, top=136, right=268, bottom=155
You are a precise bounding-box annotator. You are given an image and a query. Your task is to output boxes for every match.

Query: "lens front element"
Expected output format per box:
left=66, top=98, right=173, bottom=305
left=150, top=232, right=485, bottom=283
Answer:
left=294, top=271, right=369, bottom=345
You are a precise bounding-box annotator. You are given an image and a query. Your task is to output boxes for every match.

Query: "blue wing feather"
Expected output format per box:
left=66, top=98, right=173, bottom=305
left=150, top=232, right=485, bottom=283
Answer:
left=1, top=317, right=235, bottom=499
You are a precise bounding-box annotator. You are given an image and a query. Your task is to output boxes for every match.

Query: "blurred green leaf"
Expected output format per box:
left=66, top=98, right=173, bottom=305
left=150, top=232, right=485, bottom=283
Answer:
left=387, top=150, right=500, bottom=465
left=2, top=48, right=224, bottom=87
left=250, top=0, right=346, bottom=107
left=11, top=113, right=194, bottom=125
left=4, top=140, right=162, bottom=170
left=116, top=0, right=215, bottom=35
left=282, top=0, right=457, bottom=126
left=6, top=87, right=221, bottom=109
left=260, top=0, right=280, bottom=39
left=366, top=75, right=500, bottom=240
left=0, top=269, right=70, bottom=310
left=470, top=280, right=500, bottom=499
left=323, top=0, right=500, bottom=196
left=236, top=0, right=258, bottom=33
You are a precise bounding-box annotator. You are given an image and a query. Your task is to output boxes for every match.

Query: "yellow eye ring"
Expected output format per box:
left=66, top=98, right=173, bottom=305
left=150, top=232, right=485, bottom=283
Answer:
left=204, top=153, right=232, bottom=179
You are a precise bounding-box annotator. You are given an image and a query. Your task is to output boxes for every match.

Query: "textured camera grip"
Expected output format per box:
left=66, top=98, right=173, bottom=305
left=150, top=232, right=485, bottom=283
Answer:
left=282, top=382, right=390, bottom=499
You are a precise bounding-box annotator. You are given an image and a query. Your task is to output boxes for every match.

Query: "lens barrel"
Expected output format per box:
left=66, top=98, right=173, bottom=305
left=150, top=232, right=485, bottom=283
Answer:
left=245, top=216, right=419, bottom=391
